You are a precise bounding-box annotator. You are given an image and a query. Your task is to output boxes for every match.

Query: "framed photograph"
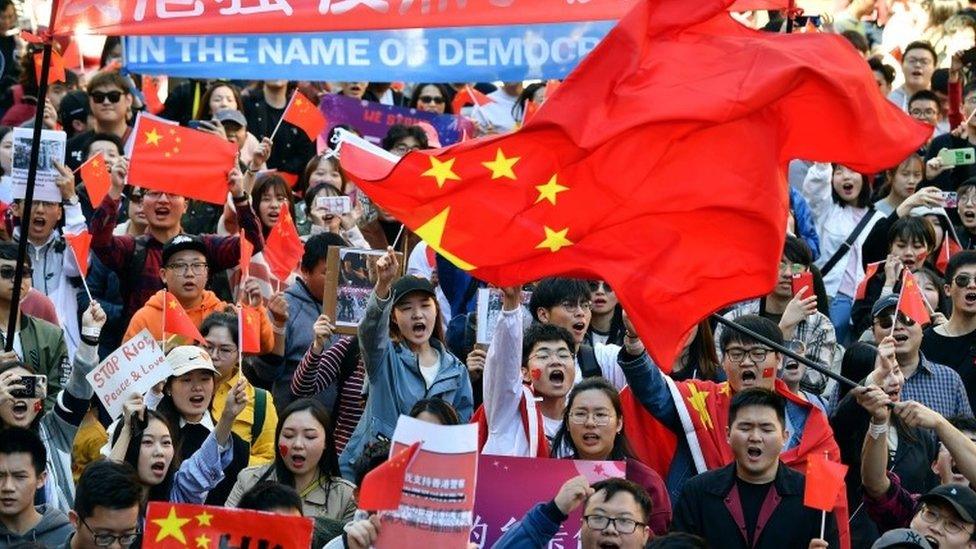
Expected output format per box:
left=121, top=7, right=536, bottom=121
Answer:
left=475, top=287, right=533, bottom=345
left=323, top=247, right=404, bottom=335
left=12, top=128, right=66, bottom=203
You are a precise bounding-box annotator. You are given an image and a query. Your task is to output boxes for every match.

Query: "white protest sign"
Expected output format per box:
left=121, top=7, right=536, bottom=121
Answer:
left=11, top=127, right=66, bottom=203
left=87, top=329, right=170, bottom=418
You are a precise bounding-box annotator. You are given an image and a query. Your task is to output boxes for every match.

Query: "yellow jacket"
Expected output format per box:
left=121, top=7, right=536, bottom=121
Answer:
left=213, top=370, right=278, bottom=466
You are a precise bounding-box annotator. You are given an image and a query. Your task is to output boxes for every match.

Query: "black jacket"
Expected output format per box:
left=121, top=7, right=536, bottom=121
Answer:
left=673, top=463, right=839, bottom=549
left=242, top=89, right=316, bottom=176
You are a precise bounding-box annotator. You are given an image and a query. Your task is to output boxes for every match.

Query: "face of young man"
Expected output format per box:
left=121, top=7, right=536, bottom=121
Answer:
left=522, top=340, right=574, bottom=398
left=0, top=452, right=44, bottom=523
left=910, top=501, right=976, bottom=549
left=11, top=199, right=62, bottom=245
left=909, top=99, right=941, bottom=127
left=141, top=190, right=186, bottom=231
left=727, top=405, right=786, bottom=483
left=0, top=258, right=31, bottom=304
left=902, top=48, right=935, bottom=92
left=722, top=341, right=780, bottom=392
left=300, top=258, right=328, bottom=302
left=69, top=505, right=141, bottom=549
left=88, top=84, right=132, bottom=127
left=946, top=264, right=976, bottom=318
left=537, top=298, right=592, bottom=346
left=160, top=250, right=208, bottom=305
left=579, top=489, right=649, bottom=549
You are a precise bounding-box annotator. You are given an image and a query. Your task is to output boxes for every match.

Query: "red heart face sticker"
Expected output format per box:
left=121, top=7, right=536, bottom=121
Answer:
left=33, top=401, right=43, bottom=413
left=762, top=367, right=775, bottom=379
left=278, top=444, right=289, bottom=457
left=530, top=368, right=542, bottom=381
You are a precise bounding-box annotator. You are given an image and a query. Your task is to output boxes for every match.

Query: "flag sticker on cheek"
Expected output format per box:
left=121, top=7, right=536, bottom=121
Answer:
left=33, top=401, right=43, bottom=413
left=762, top=367, right=775, bottom=379
left=279, top=444, right=289, bottom=457
left=530, top=368, right=542, bottom=381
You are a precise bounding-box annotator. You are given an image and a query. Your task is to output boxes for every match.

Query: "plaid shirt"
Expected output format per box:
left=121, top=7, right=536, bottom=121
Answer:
left=901, top=354, right=973, bottom=419
left=89, top=194, right=265, bottom=327
left=864, top=471, right=919, bottom=533
left=717, top=299, right=838, bottom=395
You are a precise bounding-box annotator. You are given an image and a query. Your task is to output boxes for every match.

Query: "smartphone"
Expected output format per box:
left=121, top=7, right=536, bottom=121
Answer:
left=316, top=195, right=352, bottom=214
left=939, top=147, right=976, bottom=166
left=791, top=272, right=814, bottom=296
left=187, top=120, right=203, bottom=130
left=945, top=191, right=959, bottom=209
left=10, top=374, right=46, bottom=399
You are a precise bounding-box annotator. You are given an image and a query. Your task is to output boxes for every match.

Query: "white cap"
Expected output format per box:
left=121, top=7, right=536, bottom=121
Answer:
left=166, top=345, right=218, bottom=377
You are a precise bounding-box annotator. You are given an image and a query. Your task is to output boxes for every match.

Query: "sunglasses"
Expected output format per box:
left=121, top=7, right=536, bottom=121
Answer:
left=0, top=265, right=32, bottom=280
left=954, top=274, right=976, bottom=288
left=588, top=281, right=613, bottom=293
left=874, top=311, right=917, bottom=330
left=91, top=90, right=124, bottom=104
left=418, top=95, right=445, bottom=104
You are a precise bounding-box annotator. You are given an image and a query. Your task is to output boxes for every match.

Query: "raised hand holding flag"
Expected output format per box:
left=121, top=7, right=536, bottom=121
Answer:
left=358, top=442, right=422, bottom=511
left=275, top=91, right=326, bottom=141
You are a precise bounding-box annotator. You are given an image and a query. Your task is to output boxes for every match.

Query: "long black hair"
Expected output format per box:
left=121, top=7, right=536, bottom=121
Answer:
left=272, top=399, right=341, bottom=486
left=155, top=370, right=218, bottom=450
left=550, top=378, right=634, bottom=461
left=110, top=409, right=182, bottom=502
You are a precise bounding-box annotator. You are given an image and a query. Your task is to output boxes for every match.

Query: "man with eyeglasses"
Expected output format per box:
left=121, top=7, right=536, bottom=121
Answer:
left=870, top=293, right=972, bottom=418
left=60, top=460, right=142, bottom=549
left=492, top=476, right=652, bottom=549
left=923, top=251, right=976, bottom=410
left=925, top=81, right=976, bottom=191
left=122, top=234, right=274, bottom=351
left=889, top=42, right=937, bottom=112
left=673, top=388, right=838, bottom=548
left=65, top=71, right=133, bottom=171
left=909, top=90, right=945, bottom=141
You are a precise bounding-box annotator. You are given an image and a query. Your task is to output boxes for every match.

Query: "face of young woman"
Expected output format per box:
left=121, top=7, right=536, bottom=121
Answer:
left=258, top=186, right=288, bottom=230
left=890, top=158, right=923, bottom=200
left=959, top=187, right=976, bottom=231
left=832, top=165, right=863, bottom=205
left=202, top=326, right=238, bottom=381
left=917, top=273, right=942, bottom=311
left=393, top=293, right=438, bottom=347
left=589, top=282, right=617, bottom=315
left=309, top=160, right=344, bottom=190
left=0, top=132, right=13, bottom=175
left=278, top=410, right=327, bottom=478
left=567, top=389, right=621, bottom=461
left=137, top=418, right=175, bottom=486
left=169, top=371, right=215, bottom=422
left=0, top=366, right=41, bottom=428
left=208, top=86, right=238, bottom=115
left=889, top=237, right=929, bottom=271
left=415, top=85, right=446, bottom=114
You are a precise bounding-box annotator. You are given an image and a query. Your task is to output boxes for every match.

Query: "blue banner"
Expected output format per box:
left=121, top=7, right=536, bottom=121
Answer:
left=123, top=22, right=613, bottom=82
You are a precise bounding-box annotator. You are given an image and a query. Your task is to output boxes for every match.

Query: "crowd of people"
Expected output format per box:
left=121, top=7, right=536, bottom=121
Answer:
left=4, top=0, right=976, bottom=548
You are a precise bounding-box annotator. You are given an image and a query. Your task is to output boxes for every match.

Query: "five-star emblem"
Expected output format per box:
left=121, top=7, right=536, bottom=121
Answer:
left=534, top=174, right=568, bottom=205
left=152, top=507, right=190, bottom=543
left=196, top=533, right=211, bottom=549
left=482, top=148, right=520, bottom=180
left=536, top=226, right=573, bottom=253
left=422, top=157, right=461, bottom=188
left=144, top=128, right=162, bottom=146
left=195, top=510, right=213, bottom=526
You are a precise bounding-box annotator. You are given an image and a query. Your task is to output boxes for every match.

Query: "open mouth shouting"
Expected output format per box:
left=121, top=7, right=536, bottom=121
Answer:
left=740, top=369, right=758, bottom=386
left=288, top=452, right=307, bottom=471
left=410, top=320, right=428, bottom=340
left=149, top=459, right=167, bottom=479
left=152, top=204, right=172, bottom=223
left=961, top=208, right=976, bottom=227
left=30, top=215, right=48, bottom=233
left=746, top=445, right=764, bottom=463
left=10, top=400, right=29, bottom=422
left=595, top=541, right=623, bottom=548
left=548, top=368, right=566, bottom=387
left=187, top=394, right=207, bottom=410
left=924, top=535, right=940, bottom=549
left=571, top=321, right=587, bottom=339
left=964, top=292, right=976, bottom=307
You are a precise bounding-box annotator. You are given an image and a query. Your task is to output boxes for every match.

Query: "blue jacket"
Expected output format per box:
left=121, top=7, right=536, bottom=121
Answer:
left=790, top=186, right=821, bottom=261
left=492, top=502, right=565, bottom=549
left=339, top=292, right=474, bottom=479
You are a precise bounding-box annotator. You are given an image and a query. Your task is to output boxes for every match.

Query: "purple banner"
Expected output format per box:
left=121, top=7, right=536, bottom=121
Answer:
left=319, top=94, right=474, bottom=148
left=469, top=456, right=624, bottom=548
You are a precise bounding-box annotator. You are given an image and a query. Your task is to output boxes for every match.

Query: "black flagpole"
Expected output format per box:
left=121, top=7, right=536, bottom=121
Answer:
left=785, top=0, right=795, bottom=33
left=8, top=2, right=61, bottom=351
left=711, top=313, right=861, bottom=390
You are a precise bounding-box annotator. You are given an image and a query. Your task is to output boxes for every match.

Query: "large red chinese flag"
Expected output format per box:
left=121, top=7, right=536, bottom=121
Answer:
left=898, top=270, right=932, bottom=326
left=263, top=206, right=304, bottom=283
left=239, top=305, right=262, bottom=354
left=163, top=292, right=205, bottom=343
left=145, top=502, right=313, bottom=549
left=78, top=152, right=111, bottom=206
left=64, top=230, right=92, bottom=278
left=358, top=441, right=422, bottom=511
left=339, top=0, right=929, bottom=371
left=282, top=91, right=326, bottom=141
left=128, top=114, right=236, bottom=205
left=804, top=453, right=848, bottom=511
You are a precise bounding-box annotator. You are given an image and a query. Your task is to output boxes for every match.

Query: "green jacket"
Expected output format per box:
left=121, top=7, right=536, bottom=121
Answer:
left=19, top=314, right=70, bottom=409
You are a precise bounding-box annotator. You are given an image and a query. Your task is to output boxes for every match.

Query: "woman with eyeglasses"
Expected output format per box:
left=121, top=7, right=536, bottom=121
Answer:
left=409, top=84, right=452, bottom=114
left=548, top=377, right=672, bottom=535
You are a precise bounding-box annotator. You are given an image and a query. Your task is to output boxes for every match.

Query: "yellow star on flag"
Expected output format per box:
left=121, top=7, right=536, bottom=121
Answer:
left=168, top=300, right=179, bottom=309
left=536, top=226, right=573, bottom=253
left=534, top=174, right=568, bottom=205
left=687, top=385, right=713, bottom=429
left=422, top=157, right=461, bottom=188
left=415, top=207, right=476, bottom=271
left=144, top=128, right=162, bottom=146
left=481, top=148, right=520, bottom=180
left=196, top=533, right=212, bottom=549
left=195, top=510, right=213, bottom=526
left=152, top=507, right=190, bottom=543
left=91, top=158, right=101, bottom=169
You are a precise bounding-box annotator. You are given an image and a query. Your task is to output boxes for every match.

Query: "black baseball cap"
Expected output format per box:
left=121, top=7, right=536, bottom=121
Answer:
left=390, top=275, right=436, bottom=304
left=920, top=484, right=976, bottom=524
left=871, top=294, right=900, bottom=318
left=58, top=90, right=90, bottom=128
left=162, top=234, right=208, bottom=266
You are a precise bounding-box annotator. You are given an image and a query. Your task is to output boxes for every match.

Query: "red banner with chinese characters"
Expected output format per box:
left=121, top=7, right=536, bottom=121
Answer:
left=54, top=0, right=639, bottom=36
left=145, top=502, right=313, bottom=549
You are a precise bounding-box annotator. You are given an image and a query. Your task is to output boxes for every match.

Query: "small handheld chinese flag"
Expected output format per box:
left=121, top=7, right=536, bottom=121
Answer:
left=855, top=261, right=883, bottom=300
left=64, top=230, right=92, bottom=278
left=239, top=229, right=253, bottom=281
left=33, top=50, right=66, bottom=85
left=163, top=292, right=205, bottom=343
left=803, top=453, right=848, bottom=511
left=451, top=85, right=493, bottom=115
left=142, top=75, right=165, bottom=115
left=239, top=305, right=262, bottom=354
left=937, top=234, right=962, bottom=273
left=145, top=502, right=313, bottom=549
left=358, top=441, right=422, bottom=511
left=282, top=91, right=326, bottom=141
left=898, top=270, right=932, bottom=326
left=128, top=113, right=236, bottom=205
left=78, top=152, right=111, bottom=207
left=263, top=206, right=304, bottom=284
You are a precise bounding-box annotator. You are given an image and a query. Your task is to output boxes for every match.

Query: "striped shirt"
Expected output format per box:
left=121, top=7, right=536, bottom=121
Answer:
left=291, top=336, right=366, bottom=454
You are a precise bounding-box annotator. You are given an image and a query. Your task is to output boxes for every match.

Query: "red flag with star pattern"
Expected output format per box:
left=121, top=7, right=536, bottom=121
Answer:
left=64, top=230, right=92, bottom=278
left=282, top=90, right=326, bottom=141
left=163, top=292, right=205, bottom=343
left=145, top=502, right=313, bottom=549
left=128, top=113, right=237, bottom=205
left=339, top=0, right=929, bottom=372
left=898, top=269, right=931, bottom=327
left=263, top=206, right=304, bottom=284
left=78, top=152, right=111, bottom=207
left=239, top=305, right=262, bottom=354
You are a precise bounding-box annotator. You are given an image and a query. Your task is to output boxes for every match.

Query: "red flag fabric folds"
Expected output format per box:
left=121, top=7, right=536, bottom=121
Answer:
left=937, top=234, right=962, bottom=273
left=898, top=270, right=932, bottom=327
left=451, top=85, right=493, bottom=116
left=145, top=502, right=313, bottom=549
left=128, top=114, right=236, bottom=205
left=339, top=0, right=929, bottom=370
left=78, top=152, right=111, bottom=207
left=33, top=51, right=66, bottom=85
left=804, top=453, right=848, bottom=511
left=64, top=230, right=92, bottom=278
left=282, top=91, right=326, bottom=141
left=855, top=261, right=882, bottom=301
left=239, top=305, right=262, bottom=354
left=163, top=292, right=205, bottom=343
left=358, top=442, right=422, bottom=511
left=263, top=206, right=304, bottom=283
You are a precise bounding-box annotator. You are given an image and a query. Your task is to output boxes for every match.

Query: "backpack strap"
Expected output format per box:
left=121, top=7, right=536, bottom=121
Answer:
left=577, top=344, right=602, bottom=379
left=250, top=388, right=267, bottom=445
left=820, top=208, right=875, bottom=276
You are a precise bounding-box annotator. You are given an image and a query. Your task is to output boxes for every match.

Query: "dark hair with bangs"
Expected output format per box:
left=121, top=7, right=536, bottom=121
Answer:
left=830, top=164, right=872, bottom=208
left=887, top=216, right=937, bottom=253
left=529, top=278, right=592, bottom=322
left=252, top=174, right=296, bottom=236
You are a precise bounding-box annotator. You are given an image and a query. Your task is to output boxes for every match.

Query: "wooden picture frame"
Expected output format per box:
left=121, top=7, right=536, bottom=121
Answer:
left=323, top=247, right=404, bottom=335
